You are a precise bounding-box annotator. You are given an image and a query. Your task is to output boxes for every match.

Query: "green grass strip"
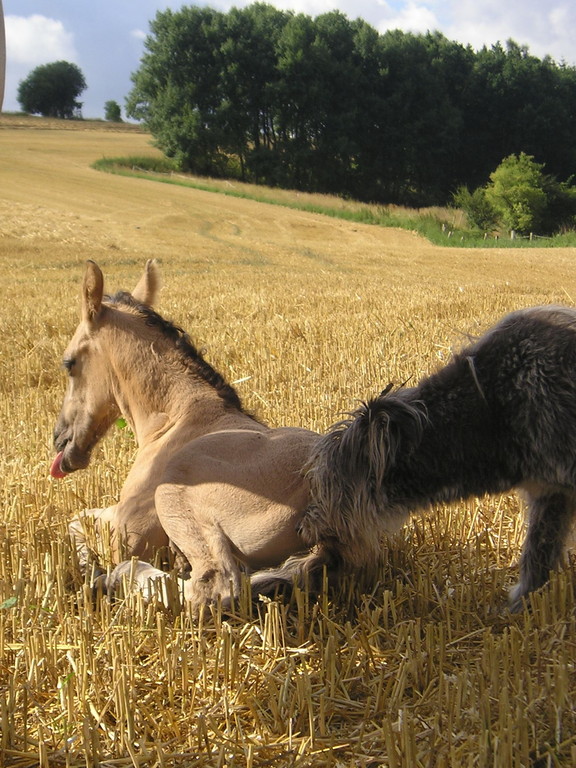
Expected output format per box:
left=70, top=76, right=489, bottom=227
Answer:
left=93, top=157, right=576, bottom=248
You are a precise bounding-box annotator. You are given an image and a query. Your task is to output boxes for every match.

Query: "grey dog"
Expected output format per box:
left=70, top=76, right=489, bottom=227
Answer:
left=299, top=306, right=576, bottom=611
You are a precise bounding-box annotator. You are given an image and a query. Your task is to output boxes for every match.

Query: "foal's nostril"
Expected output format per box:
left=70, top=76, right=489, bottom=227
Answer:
left=53, top=428, right=71, bottom=451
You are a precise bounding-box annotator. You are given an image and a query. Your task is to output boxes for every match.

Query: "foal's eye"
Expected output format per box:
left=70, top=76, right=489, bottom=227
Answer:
left=62, top=358, right=76, bottom=374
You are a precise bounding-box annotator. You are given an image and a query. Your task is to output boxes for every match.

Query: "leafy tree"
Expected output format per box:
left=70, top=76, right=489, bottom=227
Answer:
left=460, top=42, right=576, bottom=191
left=456, top=155, right=576, bottom=235
left=305, top=12, right=364, bottom=194
left=344, top=21, right=388, bottom=200
left=375, top=30, right=472, bottom=204
left=104, top=100, right=122, bottom=122
left=217, top=4, right=288, bottom=181
left=274, top=11, right=361, bottom=193
left=485, top=153, right=547, bottom=233
left=453, top=186, right=498, bottom=231
left=273, top=12, right=319, bottom=187
left=541, top=177, right=576, bottom=233
left=17, top=61, right=86, bottom=118
left=127, top=7, right=230, bottom=174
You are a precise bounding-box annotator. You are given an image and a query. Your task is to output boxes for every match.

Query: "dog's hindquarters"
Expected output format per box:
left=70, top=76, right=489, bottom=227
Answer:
left=510, top=484, right=576, bottom=610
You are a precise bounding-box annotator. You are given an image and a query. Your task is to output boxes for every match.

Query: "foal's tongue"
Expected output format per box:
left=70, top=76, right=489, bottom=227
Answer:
left=50, top=451, right=68, bottom=479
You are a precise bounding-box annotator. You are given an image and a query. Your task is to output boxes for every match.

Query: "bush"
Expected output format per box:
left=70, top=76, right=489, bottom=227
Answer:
left=540, top=177, right=576, bottom=233
left=104, top=100, right=122, bottom=122
left=453, top=186, right=498, bottom=231
left=484, top=153, right=547, bottom=234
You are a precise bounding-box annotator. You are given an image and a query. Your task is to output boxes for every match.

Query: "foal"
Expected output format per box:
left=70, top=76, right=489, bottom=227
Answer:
left=52, top=260, right=321, bottom=610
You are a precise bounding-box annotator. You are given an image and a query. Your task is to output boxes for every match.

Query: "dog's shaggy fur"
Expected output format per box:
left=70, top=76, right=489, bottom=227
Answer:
left=298, top=306, right=576, bottom=610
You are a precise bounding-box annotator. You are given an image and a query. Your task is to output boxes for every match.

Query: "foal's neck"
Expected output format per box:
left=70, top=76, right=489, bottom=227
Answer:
left=113, top=349, right=249, bottom=448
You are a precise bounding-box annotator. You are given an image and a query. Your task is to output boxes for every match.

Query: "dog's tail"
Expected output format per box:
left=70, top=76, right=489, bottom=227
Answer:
left=249, top=546, right=335, bottom=598
left=300, top=390, right=427, bottom=572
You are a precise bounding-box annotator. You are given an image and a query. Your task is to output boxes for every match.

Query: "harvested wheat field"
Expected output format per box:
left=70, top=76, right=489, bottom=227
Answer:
left=1, top=114, right=576, bottom=767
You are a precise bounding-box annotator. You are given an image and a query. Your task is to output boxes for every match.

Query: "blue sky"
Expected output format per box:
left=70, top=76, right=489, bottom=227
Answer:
left=3, top=0, right=576, bottom=119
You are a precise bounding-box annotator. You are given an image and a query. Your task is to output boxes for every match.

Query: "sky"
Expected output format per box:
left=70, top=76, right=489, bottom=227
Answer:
left=3, top=0, right=576, bottom=119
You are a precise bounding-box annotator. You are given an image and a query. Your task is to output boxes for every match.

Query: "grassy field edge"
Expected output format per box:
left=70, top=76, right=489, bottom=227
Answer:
left=93, top=155, right=576, bottom=249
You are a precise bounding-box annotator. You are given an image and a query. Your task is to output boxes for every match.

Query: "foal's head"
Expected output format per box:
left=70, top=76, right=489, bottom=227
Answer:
left=51, top=260, right=159, bottom=477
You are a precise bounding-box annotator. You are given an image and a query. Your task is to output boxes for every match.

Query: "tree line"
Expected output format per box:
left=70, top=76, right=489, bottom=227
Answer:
left=125, top=4, right=576, bottom=208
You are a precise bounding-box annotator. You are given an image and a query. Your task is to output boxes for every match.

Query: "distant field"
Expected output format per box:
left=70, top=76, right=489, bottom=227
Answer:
left=0, top=113, right=144, bottom=131
left=1, top=115, right=575, bottom=767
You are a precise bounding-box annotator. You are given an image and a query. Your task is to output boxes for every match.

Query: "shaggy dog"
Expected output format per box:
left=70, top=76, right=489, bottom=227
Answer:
left=299, top=306, right=576, bottom=610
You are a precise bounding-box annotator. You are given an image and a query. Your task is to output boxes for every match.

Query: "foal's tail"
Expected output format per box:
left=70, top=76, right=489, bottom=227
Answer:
left=299, top=391, right=427, bottom=573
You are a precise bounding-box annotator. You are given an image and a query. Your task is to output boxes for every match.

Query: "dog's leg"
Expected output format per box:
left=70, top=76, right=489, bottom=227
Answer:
left=510, top=488, right=576, bottom=610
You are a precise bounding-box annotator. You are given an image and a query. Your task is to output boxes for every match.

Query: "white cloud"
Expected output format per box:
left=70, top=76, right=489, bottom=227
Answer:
left=376, top=1, right=440, bottom=34
left=130, top=29, right=147, bottom=42
left=6, top=14, right=77, bottom=67
left=548, top=5, right=570, bottom=37
left=3, top=0, right=576, bottom=116
left=237, top=0, right=576, bottom=65
left=444, top=0, right=576, bottom=64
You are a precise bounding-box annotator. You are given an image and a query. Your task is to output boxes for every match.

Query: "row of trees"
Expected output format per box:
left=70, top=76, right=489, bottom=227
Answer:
left=127, top=3, right=576, bottom=208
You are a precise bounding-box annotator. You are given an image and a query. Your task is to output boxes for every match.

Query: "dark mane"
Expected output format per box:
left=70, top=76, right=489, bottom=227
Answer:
left=108, top=291, right=249, bottom=414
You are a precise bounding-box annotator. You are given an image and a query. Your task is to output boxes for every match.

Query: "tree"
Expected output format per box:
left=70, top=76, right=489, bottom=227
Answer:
left=127, top=7, right=231, bottom=174
left=485, top=153, right=547, bottom=233
left=459, top=42, right=576, bottom=192
left=104, top=100, right=122, bottom=122
left=453, top=186, right=498, bottom=231
left=374, top=30, right=472, bottom=204
left=456, top=154, right=576, bottom=235
left=17, top=61, right=86, bottom=119
left=217, top=4, right=288, bottom=181
left=541, top=177, right=576, bottom=233
left=274, top=10, right=358, bottom=192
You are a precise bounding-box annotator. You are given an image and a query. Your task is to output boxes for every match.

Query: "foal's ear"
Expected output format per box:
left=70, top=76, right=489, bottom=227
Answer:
left=82, top=260, right=104, bottom=323
left=132, top=259, right=159, bottom=306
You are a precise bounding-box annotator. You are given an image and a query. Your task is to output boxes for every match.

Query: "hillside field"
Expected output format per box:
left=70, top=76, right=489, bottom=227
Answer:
left=0, top=115, right=575, bottom=767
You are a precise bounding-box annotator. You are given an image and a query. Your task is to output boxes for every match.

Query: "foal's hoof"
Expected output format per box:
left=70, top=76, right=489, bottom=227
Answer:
left=92, top=572, right=109, bottom=597
left=103, top=560, right=184, bottom=610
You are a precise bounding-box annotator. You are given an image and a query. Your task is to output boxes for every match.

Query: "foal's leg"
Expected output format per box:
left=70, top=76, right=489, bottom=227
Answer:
left=69, top=502, right=170, bottom=576
left=68, top=506, right=116, bottom=573
left=182, top=525, right=242, bottom=611
left=510, top=488, right=576, bottom=611
left=155, top=485, right=242, bottom=612
left=103, top=560, right=186, bottom=608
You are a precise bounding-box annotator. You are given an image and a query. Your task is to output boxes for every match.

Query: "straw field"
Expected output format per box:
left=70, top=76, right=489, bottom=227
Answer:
left=0, top=115, right=575, bottom=767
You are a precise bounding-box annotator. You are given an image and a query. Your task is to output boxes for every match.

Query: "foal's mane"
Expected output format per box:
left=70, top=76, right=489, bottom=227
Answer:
left=108, top=291, right=248, bottom=414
